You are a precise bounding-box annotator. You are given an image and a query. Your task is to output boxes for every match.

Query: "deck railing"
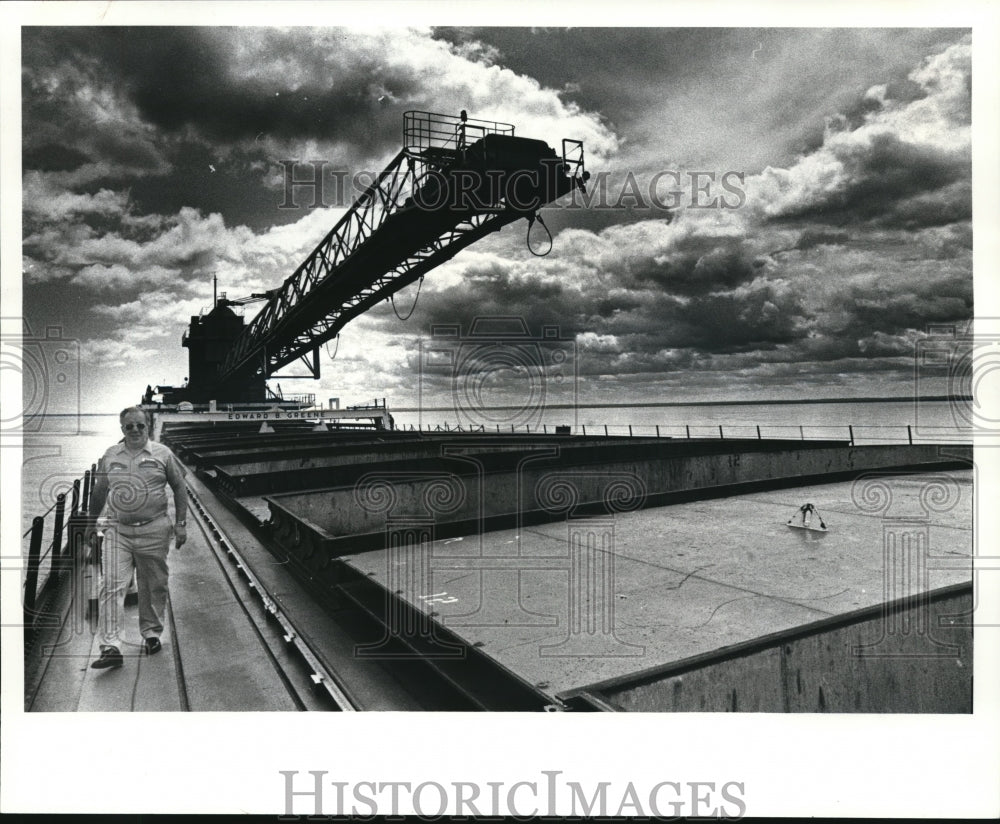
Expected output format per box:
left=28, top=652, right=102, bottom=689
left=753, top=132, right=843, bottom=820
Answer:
left=22, top=420, right=970, bottom=639
left=398, top=422, right=970, bottom=445
left=21, top=463, right=97, bottom=642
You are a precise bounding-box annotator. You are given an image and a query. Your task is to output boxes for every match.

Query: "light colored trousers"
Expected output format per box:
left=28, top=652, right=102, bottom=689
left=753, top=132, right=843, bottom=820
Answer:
left=98, top=515, right=173, bottom=649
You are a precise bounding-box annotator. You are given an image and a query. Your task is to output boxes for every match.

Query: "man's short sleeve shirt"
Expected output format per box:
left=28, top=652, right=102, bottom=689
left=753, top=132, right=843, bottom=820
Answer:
left=98, top=440, right=186, bottom=523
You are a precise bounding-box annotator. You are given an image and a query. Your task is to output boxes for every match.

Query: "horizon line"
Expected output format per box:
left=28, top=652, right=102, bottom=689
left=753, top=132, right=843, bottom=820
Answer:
left=56, top=394, right=971, bottom=415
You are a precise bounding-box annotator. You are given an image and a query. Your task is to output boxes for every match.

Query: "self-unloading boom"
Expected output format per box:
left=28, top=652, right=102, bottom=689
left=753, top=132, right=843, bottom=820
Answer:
left=171, top=111, right=588, bottom=404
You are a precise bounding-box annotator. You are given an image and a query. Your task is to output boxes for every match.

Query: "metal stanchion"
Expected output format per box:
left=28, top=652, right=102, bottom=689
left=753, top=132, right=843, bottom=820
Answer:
left=82, top=470, right=92, bottom=512
left=52, top=493, right=66, bottom=564
left=24, top=517, right=44, bottom=633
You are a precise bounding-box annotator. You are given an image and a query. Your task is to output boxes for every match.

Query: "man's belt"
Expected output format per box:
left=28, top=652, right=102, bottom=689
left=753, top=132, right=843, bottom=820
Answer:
left=117, top=515, right=165, bottom=527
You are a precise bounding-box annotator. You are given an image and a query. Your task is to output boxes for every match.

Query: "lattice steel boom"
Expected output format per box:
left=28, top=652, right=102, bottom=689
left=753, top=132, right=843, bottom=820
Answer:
left=181, top=111, right=588, bottom=402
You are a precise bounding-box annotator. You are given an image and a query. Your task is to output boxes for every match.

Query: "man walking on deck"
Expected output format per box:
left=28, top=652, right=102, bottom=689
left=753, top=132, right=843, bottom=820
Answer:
left=86, top=406, right=187, bottom=669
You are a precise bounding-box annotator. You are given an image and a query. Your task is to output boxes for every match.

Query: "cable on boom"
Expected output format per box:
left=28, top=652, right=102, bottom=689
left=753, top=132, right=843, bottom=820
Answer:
left=526, top=213, right=553, bottom=257
left=324, top=333, right=340, bottom=361
left=390, top=275, right=424, bottom=321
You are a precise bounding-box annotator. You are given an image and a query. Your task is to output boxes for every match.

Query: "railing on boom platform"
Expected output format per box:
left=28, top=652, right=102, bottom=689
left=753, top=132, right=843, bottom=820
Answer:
left=403, top=110, right=515, bottom=157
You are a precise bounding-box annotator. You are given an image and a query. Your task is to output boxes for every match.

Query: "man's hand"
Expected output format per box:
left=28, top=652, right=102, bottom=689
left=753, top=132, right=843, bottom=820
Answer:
left=82, top=515, right=103, bottom=557
left=174, top=523, right=187, bottom=549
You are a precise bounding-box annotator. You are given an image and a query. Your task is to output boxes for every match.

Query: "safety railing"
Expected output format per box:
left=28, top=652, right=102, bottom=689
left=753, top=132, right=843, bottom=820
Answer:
left=22, top=462, right=98, bottom=641
left=403, top=110, right=515, bottom=157
left=398, top=422, right=971, bottom=444
left=347, top=398, right=388, bottom=410
left=265, top=384, right=316, bottom=406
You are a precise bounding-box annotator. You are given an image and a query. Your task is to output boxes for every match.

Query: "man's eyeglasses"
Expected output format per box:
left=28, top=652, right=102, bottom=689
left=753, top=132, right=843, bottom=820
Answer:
left=122, top=423, right=146, bottom=431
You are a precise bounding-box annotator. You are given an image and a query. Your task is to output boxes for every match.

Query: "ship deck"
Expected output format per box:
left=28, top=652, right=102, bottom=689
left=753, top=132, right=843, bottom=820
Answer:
left=24, top=469, right=458, bottom=712
left=26, top=499, right=329, bottom=712
left=337, top=472, right=973, bottom=710
left=24, top=420, right=975, bottom=713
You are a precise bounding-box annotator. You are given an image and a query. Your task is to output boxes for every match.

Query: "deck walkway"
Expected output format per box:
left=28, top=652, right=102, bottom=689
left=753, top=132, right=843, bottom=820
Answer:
left=26, top=504, right=304, bottom=712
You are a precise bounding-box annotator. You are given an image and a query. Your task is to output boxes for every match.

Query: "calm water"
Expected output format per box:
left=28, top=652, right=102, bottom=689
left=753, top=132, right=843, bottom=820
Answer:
left=18, top=400, right=971, bottom=540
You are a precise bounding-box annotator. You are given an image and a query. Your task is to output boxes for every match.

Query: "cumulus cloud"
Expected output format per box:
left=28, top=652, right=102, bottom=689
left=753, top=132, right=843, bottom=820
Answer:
left=20, top=29, right=974, bottom=406
left=22, top=27, right=616, bottom=186
left=22, top=34, right=172, bottom=181
left=70, top=263, right=176, bottom=292
left=748, top=37, right=970, bottom=229
left=79, top=338, right=161, bottom=370
left=91, top=292, right=206, bottom=325
left=22, top=172, right=130, bottom=220
left=24, top=199, right=346, bottom=292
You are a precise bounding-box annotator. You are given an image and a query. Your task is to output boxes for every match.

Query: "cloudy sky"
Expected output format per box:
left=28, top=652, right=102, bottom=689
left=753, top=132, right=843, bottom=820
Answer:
left=19, top=26, right=973, bottom=412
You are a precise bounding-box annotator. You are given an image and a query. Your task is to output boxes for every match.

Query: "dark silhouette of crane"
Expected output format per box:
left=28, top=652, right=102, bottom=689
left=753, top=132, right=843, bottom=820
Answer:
left=166, top=111, right=588, bottom=405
